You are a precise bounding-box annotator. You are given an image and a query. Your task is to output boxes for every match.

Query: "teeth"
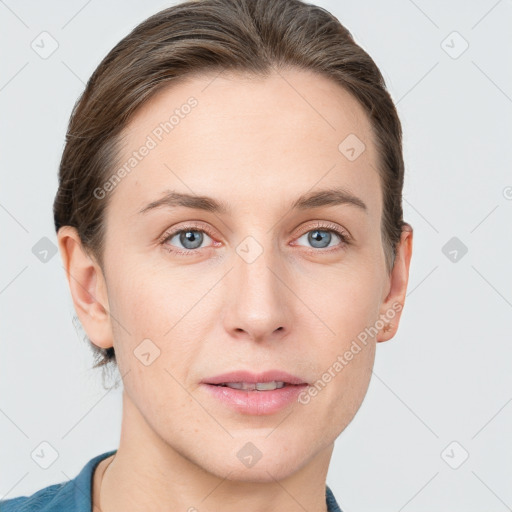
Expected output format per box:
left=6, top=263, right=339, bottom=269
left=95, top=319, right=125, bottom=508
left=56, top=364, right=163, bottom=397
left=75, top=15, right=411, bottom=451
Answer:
left=219, top=381, right=286, bottom=391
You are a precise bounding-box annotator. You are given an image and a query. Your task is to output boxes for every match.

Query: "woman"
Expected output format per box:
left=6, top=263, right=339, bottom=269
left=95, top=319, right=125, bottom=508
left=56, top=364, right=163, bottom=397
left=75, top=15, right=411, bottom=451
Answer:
left=2, top=0, right=412, bottom=510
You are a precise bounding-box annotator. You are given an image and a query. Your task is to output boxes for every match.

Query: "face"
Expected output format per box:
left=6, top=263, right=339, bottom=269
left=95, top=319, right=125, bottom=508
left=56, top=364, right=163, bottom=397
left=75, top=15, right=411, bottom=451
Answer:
left=68, top=68, right=411, bottom=482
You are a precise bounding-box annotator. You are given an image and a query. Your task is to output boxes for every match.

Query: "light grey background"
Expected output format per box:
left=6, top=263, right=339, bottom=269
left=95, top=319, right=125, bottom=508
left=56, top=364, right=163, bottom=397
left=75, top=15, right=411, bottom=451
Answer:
left=1, top=0, right=511, bottom=510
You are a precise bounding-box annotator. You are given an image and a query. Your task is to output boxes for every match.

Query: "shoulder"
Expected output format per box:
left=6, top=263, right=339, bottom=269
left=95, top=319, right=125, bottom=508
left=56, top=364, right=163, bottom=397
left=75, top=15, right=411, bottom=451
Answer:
left=326, top=483, right=344, bottom=512
left=0, top=450, right=118, bottom=512
left=0, top=481, right=73, bottom=512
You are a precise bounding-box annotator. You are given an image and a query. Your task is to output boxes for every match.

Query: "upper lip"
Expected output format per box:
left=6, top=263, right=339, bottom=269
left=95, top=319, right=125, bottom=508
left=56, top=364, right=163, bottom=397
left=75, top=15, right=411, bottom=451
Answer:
left=202, top=370, right=308, bottom=386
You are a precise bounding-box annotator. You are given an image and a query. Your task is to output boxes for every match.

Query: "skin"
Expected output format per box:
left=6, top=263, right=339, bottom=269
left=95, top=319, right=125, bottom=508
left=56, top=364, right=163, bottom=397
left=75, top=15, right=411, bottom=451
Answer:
left=58, top=67, right=413, bottom=512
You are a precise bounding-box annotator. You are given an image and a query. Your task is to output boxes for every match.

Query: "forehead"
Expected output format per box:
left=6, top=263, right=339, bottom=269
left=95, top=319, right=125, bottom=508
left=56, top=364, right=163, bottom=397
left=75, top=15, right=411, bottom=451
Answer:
left=109, top=67, right=381, bottom=219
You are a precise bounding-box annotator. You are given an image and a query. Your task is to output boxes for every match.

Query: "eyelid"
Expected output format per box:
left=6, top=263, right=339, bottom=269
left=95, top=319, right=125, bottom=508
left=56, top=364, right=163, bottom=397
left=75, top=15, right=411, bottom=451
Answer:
left=293, top=220, right=352, bottom=243
left=158, top=221, right=218, bottom=247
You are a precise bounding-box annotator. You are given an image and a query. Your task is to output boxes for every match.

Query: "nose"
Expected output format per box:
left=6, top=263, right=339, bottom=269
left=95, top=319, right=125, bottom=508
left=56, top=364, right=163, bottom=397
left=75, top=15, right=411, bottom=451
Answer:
left=222, top=240, right=292, bottom=343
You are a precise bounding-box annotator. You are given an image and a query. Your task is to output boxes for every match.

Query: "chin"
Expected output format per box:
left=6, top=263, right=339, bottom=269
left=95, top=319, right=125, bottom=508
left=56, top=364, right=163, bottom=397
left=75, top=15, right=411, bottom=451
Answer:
left=218, top=461, right=303, bottom=483
left=197, top=444, right=312, bottom=483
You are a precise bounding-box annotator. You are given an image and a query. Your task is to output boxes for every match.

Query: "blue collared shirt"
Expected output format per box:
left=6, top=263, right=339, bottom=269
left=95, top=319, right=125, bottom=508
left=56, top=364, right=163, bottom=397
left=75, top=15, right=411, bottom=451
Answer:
left=1, top=450, right=343, bottom=511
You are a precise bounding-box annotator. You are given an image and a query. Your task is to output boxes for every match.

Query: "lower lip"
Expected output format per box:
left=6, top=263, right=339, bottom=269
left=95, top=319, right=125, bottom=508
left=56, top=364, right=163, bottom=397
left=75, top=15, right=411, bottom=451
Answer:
left=201, top=383, right=308, bottom=415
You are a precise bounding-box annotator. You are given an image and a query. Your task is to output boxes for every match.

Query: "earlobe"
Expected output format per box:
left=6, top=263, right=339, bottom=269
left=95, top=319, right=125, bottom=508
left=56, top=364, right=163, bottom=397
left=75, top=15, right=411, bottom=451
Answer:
left=57, top=226, right=113, bottom=350
left=377, top=224, right=413, bottom=343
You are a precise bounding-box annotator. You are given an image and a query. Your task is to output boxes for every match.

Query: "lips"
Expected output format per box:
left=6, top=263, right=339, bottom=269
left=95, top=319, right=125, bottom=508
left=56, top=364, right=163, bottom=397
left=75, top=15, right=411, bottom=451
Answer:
left=200, top=370, right=309, bottom=415
left=201, top=370, right=308, bottom=386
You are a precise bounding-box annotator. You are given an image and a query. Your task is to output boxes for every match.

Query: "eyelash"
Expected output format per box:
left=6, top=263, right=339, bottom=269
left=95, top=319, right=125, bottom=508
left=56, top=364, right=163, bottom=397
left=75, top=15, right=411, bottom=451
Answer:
left=158, top=221, right=351, bottom=256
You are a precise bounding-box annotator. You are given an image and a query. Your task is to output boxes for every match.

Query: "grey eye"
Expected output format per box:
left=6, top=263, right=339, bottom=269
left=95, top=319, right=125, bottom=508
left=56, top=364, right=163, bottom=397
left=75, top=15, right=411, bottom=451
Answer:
left=296, top=229, right=341, bottom=249
left=170, top=230, right=212, bottom=250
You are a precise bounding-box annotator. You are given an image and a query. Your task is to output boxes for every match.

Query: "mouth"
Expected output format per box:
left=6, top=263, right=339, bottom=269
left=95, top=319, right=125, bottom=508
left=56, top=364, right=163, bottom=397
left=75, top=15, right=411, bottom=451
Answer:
left=201, top=370, right=308, bottom=388
left=213, top=381, right=301, bottom=391
left=200, top=370, right=309, bottom=415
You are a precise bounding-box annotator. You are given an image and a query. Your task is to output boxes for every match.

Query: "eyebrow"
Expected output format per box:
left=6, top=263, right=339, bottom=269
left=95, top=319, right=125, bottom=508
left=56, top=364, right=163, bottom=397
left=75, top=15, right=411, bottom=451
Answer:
left=138, top=186, right=368, bottom=215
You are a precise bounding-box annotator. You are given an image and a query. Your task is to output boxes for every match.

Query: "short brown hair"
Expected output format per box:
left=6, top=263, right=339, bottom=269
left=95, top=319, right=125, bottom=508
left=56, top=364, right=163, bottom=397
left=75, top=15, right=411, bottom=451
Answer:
left=54, top=0, right=409, bottom=370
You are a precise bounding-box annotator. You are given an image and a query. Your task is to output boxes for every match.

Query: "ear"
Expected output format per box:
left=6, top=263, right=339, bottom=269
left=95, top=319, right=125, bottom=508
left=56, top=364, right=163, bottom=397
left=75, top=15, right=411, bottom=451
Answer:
left=57, top=226, right=113, bottom=350
left=376, top=224, right=413, bottom=343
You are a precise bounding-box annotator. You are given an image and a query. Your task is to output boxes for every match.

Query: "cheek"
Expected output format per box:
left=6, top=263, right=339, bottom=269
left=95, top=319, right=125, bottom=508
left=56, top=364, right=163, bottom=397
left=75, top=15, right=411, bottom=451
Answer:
left=304, top=328, right=376, bottom=442
left=106, top=260, right=216, bottom=378
left=334, top=341, right=376, bottom=434
left=294, top=267, right=380, bottom=430
left=296, top=263, right=383, bottom=341
left=106, top=265, right=205, bottom=413
left=107, top=258, right=203, bottom=336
